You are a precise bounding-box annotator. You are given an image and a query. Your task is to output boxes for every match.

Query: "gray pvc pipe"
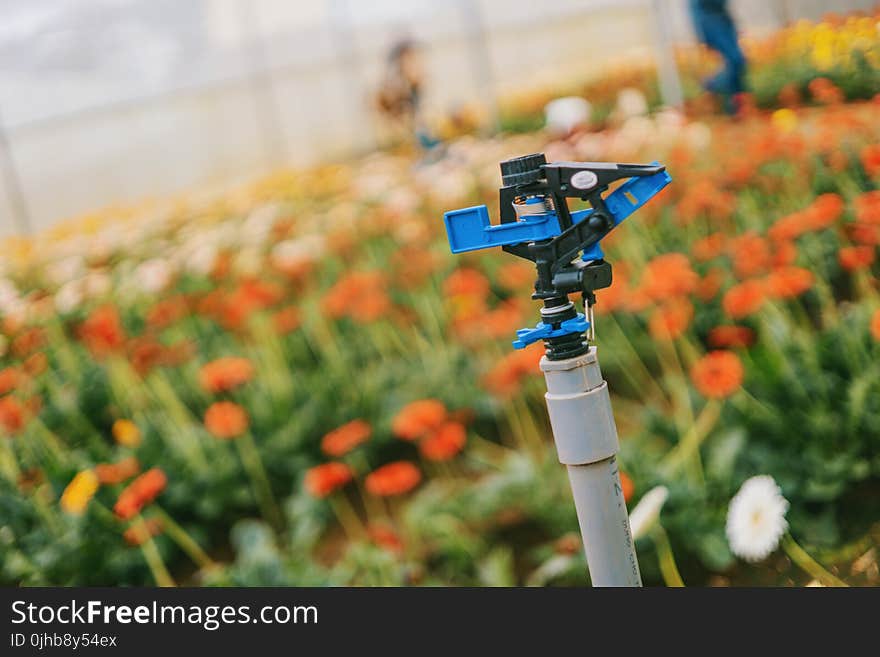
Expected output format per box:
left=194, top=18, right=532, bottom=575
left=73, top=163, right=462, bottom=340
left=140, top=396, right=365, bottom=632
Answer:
left=541, top=347, right=642, bottom=587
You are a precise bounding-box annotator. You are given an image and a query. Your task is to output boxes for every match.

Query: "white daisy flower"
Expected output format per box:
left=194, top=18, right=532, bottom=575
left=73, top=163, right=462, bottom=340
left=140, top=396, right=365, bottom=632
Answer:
left=726, top=475, right=789, bottom=562
left=629, top=485, right=669, bottom=540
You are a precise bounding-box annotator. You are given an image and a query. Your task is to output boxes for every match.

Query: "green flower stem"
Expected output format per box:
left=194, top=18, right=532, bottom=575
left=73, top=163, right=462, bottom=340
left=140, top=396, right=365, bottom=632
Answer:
left=653, top=526, right=685, bottom=587
left=782, top=533, right=848, bottom=587
left=134, top=515, right=176, bottom=587
left=153, top=506, right=215, bottom=570
left=659, top=399, right=722, bottom=476
left=235, top=431, right=285, bottom=538
left=329, top=493, right=366, bottom=540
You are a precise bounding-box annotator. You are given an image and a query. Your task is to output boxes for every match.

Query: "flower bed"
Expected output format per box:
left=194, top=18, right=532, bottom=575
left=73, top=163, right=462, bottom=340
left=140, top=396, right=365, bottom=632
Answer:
left=1, top=20, right=879, bottom=587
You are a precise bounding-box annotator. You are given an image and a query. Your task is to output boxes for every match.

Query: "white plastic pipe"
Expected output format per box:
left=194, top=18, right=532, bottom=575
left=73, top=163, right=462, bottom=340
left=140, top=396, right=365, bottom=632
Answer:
left=541, top=346, right=642, bottom=586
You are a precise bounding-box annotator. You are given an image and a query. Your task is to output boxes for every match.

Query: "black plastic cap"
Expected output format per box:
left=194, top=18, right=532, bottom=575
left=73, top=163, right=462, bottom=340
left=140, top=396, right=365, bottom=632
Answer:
left=500, top=153, right=546, bottom=187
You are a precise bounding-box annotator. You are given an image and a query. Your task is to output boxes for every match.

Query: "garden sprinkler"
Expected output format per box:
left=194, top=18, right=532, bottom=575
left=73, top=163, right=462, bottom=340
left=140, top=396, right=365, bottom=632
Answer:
left=443, top=153, right=670, bottom=586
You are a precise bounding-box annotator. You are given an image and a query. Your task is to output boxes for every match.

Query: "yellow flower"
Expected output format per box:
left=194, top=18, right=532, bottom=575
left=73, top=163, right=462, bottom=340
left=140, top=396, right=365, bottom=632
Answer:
left=112, top=419, right=141, bottom=448
left=60, top=470, right=100, bottom=515
left=771, top=108, right=798, bottom=133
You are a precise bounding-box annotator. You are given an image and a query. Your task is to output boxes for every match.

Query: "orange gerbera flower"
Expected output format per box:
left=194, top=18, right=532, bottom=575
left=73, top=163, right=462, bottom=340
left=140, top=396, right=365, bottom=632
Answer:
left=639, top=253, right=698, bottom=301
left=272, top=307, right=301, bottom=334
left=722, top=280, right=766, bottom=319
left=199, top=357, right=254, bottom=393
left=838, top=246, right=875, bottom=272
left=871, top=309, right=880, bottom=341
left=729, top=232, right=771, bottom=279
left=11, top=327, right=46, bottom=358
left=419, top=421, right=467, bottom=461
left=692, top=233, right=726, bottom=262
left=768, top=211, right=810, bottom=242
left=648, top=299, right=693, bottom=341
left=114, top=468, right=167, bottom=520
left=321, top=271, right=390, bottom=323
left=690, top=351, right=744, bottom=399
left=708, top=325, right=755, bottom=349
left=146, top=296, right=189, bottom=329
left=79, top=305, right=126, bottom=357
left=765, top=266, right=813, bottom=299
left=391, top=399, right=447, bottom=441
left=443, top=267, right=490, bottom=299
left=321, top=419, right=372, bottom=457
left=0, top=367, right=21, bottom=396
left=861, top=143, right=880, bottom=178
left=94, top=456, right=141, bottom=485
left=365, top=461, right=422, bottom=497
left=772, top=240, right=798, bottom=268
left=496, top=262, right=535, bottom=291
left=619, top=470, right=635, bottom=504
left=367, top=523, right=404, bottom=553
left=854, top=191, right=880, bottom=225
left=806, top=193, right=844, bottom=230
left=482, top=343, right=545, bottom=396
left=204, top=401, right=249, bottom=439
left=808, top=77, right=844, bottom=105
left=696, top=268, right=725, bottom=302
left=304, top=462, right=353, bottom=498
left=0, top=396, right=28, bottom=435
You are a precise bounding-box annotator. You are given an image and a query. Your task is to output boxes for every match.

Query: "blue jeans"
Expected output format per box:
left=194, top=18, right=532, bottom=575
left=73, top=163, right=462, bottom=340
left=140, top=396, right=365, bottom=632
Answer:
left=690, top=1, right=746, bottom=108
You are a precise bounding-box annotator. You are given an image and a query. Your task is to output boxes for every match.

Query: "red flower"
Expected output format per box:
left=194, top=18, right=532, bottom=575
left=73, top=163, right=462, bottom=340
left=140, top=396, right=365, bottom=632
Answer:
left=854, top=191, right=880, bottom=225
left=419, top=422, right=467, bottom=461
left=496, top=262, right=536, bottom=291
left=861, top=144, right=880, bottom=178
left=768, top=211, right=810, bottom=242
left=806, top=193, right=844, bottom=230
left=321, top=271, right=390, bottom=323
left=692, top=233, right=726, bottom=262
left=367, top=523, right=404, bottom=553
left=696, top=268, right=725, bottom=302
left=483, top=344, right=545, bottom=396
left=146, top=296, right=189, bottom=329
left=0, top=367, right=21, bottom=396
left=204, top=401, right=249, bottom=439
left=199, top=357, right=254, bottom=393
left=708, top=325, right=755, bottom=349
left=729, top=232, right=771, bottom=279
left=114, top=468, right=167, bottom=520
left=838, top=246, right=875, bottom=272
left=11, top=328, right=45, bottom=358
left=690, top=351, right=744, bottom=399
left=365, top=461, right=422, bottom=497
left=391, top=400, right=447, bottom=441
left=639, top=254, right=698, bottom=301
left=619, top=471, right=635, bottom=504
left=0, top=396, right=29, bottom=435
left=304, top=462, right=353, bottom=498
left=321, top=419, right=372, bottom=457
left=765, top=267, right=813, bottom=299
left=80, top=305, right=126, bottom=357
left=94, top=457, right=141, bottom=485
left=723, top=280, right=766, bottom=319
left=648, top=299, right=693, bottom=341
left=443, top=267, right=490, bottom=299
left=272, top=307, right=301, bottom=334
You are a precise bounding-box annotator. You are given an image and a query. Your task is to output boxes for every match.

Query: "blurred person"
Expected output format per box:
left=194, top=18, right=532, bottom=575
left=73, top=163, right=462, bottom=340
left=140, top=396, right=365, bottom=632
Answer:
left=689, top=0, right=747, bottom=114
left=375, top=38, right=440, bottom=151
